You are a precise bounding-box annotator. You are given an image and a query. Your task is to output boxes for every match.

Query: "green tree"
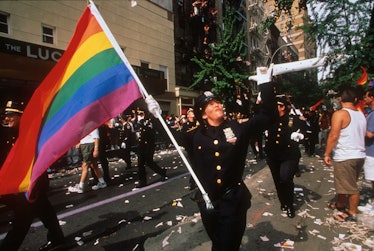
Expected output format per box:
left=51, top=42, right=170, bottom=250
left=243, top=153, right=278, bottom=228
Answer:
left=190, top=8, right=249, bottom=108
left=277, top=70, right=323, bottom=108
left=304, top=0, right=374, bottom=92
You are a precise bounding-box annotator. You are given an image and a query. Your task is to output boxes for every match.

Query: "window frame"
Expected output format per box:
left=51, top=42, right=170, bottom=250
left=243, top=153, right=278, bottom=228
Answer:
left=0, top=11, right=10, bottom=34
left=42, top=24, right=55, bottom=44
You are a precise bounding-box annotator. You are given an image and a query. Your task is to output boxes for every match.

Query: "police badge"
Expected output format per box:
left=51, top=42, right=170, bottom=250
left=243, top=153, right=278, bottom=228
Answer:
left=224, top=127, right=237, bottom=144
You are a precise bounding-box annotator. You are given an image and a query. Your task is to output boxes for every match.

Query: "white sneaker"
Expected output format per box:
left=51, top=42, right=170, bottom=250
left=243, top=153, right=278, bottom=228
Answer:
left=68, top=184, right=84, bottom=194
left=92, top=182, right=107, bottom=190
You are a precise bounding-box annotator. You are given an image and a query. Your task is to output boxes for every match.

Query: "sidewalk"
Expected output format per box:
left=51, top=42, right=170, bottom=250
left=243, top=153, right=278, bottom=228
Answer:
left=144, top=153, right=374, bottom=251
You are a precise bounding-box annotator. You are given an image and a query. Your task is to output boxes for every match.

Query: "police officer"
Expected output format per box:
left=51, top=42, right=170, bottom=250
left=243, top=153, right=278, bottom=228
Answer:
left=147, top=79, right=277, bottom=250
left=0, top=100, right=65, bottom=251
left=120, top=115, right=136, bottom=170
left=135, top=113, right=167, bottom=188
left=264, top=96, right=306, bottom=218
left=180, top=108, right=199, bottom=190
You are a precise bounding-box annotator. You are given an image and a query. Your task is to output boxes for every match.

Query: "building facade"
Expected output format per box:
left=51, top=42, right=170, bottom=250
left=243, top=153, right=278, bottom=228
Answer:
left=264, top=0, right=316, bottom=60
left=0, top=0, right=177, bottom=115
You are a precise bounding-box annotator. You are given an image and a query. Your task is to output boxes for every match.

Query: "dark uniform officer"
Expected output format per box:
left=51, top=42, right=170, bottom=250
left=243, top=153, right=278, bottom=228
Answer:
left=120, top=115, right=136, bottom=170
left=180, top=108, right=199, bottom=190
left=136, top=114, right=167, bottom=188
left=265, top=96, right=306, bottom=218
left=179, top=82, right=276, bottom=251
left=0, top=100, right=65, bottom=251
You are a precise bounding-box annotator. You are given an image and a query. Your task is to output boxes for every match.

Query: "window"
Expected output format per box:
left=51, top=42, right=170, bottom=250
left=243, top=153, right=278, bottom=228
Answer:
left=141, top=61, right=149, bottom=68
left=42, top=25, right=55, bottom=44
left=0, top=12, right=9, bottom=34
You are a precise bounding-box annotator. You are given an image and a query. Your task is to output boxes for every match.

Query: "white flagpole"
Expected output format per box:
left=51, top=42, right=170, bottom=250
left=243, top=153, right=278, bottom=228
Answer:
left=88, top=1, right=213, bottom=209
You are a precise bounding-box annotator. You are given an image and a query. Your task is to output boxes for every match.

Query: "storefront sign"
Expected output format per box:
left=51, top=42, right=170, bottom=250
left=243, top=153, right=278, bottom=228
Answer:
left=0, top=36, right=64, bottom=62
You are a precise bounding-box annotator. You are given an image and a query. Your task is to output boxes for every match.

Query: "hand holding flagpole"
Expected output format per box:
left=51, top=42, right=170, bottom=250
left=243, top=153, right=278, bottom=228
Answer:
left=89, top=0, right=214, bottom=210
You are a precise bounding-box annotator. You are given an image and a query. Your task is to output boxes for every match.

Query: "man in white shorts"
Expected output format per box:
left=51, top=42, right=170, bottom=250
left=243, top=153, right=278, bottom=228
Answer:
left=364, top=88, right=374, bottom=197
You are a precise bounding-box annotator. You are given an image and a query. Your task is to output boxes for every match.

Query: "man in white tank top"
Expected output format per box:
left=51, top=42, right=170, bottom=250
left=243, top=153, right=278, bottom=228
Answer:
left=324, top=86, right=366, bottom=221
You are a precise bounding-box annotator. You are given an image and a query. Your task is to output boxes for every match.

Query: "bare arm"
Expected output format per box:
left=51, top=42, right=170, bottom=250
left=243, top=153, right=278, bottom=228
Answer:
left=93, top=138, right=99, bottom=158
left=324, top=110, right=348, bottom=166
left=366, top=130, right=374, bottom=139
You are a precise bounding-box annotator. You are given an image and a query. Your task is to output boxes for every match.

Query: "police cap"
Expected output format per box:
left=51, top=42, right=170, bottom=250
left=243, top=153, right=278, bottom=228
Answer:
left=276, top=96, right=290, bottom=107
left=3, top=100, right=24, bottom=115
left=194, top=91, right=221, bottom=122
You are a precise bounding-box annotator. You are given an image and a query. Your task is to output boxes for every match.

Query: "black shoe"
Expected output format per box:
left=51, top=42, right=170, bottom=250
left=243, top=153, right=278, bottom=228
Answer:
left=161, top=175, right=168, bottom=182
left=39, top=240, right=64, bottom=251
left=287, top=207, right=295, bottom=218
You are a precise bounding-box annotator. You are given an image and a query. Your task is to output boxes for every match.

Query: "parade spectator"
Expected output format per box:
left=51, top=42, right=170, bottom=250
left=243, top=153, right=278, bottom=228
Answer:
left=68, top=128, right=107, bottom=193
left=265, top=96, right=306, bottom=218
left=364, top=88, right=374, bottom=197
left=147, top=74, right=277, bottom=250
left=135, top=113, right=168, bottom=188
left=318, top=105, right=331, bottom=149
left=324, top=86, right=366, bottom=221
left=0, top=100, right=65, bottom=251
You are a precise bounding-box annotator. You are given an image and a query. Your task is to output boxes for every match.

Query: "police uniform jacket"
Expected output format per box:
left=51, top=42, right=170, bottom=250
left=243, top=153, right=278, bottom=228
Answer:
left=180, top=82, right=277, bottom=215
left=137, top=118, right=156, bottom=154
left=265, top=114, right=306, bottom=161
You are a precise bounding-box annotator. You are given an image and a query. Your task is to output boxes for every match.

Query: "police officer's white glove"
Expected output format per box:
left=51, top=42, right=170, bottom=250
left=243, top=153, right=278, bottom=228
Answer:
left=290, top=130, right=304, bottom=142
left=248, top=64, right=274, bottom=85
left=145, top=95, right=162, bottom=118
left=256, top=92, right=262, bottom=104
left=264, top=130, right=268, bottom=137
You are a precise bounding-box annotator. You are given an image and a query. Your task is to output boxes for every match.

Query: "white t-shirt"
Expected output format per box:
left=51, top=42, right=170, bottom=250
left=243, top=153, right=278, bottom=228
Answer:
left=80, top=129, right=99, bottom=144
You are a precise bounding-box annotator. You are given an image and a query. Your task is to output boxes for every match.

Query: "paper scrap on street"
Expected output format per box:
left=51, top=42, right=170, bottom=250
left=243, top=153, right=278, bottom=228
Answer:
left=274, top=239, right=294, bottom=249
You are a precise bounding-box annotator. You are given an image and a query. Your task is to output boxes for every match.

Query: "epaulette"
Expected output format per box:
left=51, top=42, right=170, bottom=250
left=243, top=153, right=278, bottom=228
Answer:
left=186, top=125, right=199, bottom=133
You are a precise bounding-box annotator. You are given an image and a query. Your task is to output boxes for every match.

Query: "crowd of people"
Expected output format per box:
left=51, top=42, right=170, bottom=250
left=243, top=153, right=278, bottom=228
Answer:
left=1, top=79, right=374, bottom=250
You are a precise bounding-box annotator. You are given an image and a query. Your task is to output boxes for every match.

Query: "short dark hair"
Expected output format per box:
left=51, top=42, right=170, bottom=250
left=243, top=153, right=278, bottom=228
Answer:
left=339, top=86, right=359, bottom=104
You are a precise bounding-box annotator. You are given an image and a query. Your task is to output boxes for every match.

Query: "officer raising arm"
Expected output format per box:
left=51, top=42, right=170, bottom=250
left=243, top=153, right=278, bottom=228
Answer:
left=146, top=67, right=277, bottom=251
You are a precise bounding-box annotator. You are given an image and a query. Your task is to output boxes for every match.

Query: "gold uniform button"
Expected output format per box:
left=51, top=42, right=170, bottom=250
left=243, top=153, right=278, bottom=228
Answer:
left=215, top=152, right=220, bottom=157
left=276, top=141, right=279, bottom=144
left=213, top=140, right=218, bottom=145
left=217, top=179, right=222, bottom=184
left=277, top=134, right=280, bottom=137
left=198, top=146, right=202, bottom=150
left=278, top=128, right=281, bottom=131
left=216, top=165, right=221, bottom=171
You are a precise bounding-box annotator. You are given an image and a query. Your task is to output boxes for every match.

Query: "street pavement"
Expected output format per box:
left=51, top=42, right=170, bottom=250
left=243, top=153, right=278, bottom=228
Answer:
left=1, top=147, right=374, bottom=251
left=144, top=149, right=374, bottom=251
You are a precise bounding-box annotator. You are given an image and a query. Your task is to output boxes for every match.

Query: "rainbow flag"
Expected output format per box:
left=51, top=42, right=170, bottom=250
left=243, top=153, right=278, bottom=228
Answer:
left=356, top=66, right=368, bottom=85
left=0, top=2, right=143, bottom=198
